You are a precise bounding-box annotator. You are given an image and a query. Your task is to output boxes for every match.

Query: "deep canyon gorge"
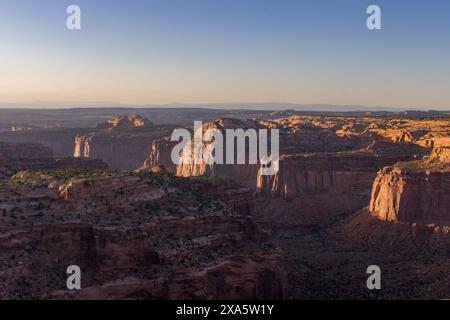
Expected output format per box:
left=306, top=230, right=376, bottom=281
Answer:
left=0, top=110, right=449, bottom=299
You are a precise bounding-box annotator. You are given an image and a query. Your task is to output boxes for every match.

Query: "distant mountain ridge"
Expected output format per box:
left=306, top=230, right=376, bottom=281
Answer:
left=1, top=101, right=449, bottom=112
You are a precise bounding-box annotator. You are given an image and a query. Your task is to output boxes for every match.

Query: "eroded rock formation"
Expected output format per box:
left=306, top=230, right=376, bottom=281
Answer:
left=96, top=115, right=154, bottom=131
left=73, top=116, right=174, bottom=169
left=370, top=166, right=450, bottom=224
left=74, top=133, right=156, bottom=169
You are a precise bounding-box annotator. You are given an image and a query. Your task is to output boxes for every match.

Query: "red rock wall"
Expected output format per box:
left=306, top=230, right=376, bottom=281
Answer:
left=74, top=134, right=154, bottom=169
left=370, top=167, right=450, bottom=223
left=257, top=153, right=406, bottom=200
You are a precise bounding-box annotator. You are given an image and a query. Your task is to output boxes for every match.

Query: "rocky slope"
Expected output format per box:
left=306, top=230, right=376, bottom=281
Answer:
left=274, top=142, right=450, bottom=299
left=0, top=168, right=286, bottom=299
left=282, top=208, right=450, bottom=299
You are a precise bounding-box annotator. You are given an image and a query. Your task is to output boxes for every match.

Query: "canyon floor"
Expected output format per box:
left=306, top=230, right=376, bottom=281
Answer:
left=0, top=109, right=449, bottom=299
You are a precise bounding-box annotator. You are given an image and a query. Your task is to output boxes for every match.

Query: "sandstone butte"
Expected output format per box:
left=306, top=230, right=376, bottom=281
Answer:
left=370, top=147, right=450, bottom=224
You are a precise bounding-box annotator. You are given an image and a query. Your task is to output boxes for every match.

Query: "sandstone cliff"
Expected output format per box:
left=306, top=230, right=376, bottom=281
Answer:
left=256, top=143, right=425, bottom=200
left=74, top=132, right=163, bottom=170
left=73, top=116, right=174, bottom=169
left=141, top=138, right=178, bottom=173
left=252, top=146, right=423, bottom=230
left=369, top=166, right=450, bottom=224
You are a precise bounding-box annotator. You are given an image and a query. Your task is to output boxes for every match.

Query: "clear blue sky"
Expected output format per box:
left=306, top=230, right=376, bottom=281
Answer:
left=1, top=0, right=449, bottom=108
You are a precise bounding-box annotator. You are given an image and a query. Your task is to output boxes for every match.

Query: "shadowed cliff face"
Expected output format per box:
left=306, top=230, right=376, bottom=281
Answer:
left=252, top=143, right=426, bottom=230
left=0, top=140, right=107, bottom=176
left=0, top=156, right=9, bottom=178
left=0, top=141, right=53, bottom=158
left=74, top=133, right=156, bottom=169
left=256, top=151, right=419, bottom=200
left=141, top=138, right=178, bottom=173
left=283, top=209, right=450, bottom=299
left=0, top=129, right=92, bottom=157
left=73, top=116, right=176, bottom=170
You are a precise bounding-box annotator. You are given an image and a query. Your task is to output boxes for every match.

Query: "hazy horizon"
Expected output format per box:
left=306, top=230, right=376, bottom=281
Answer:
left=0, top=101, right=446, bottom=112
left=1, top=0, right=450, bottom=109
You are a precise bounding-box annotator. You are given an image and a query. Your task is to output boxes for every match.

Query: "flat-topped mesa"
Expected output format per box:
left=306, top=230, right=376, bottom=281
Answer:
left=96, top=115, right=154, bottom=131
left=206, top=117, right=261, bottom=130
left=31, top=168, right=254, bottom=218
left=257, top=140, right=425, bottom=200
left=73, top=116, right=171, bottom=169
left=369, top=160, right=450, bottom=224
left=365, top=140, right=428, bottom=157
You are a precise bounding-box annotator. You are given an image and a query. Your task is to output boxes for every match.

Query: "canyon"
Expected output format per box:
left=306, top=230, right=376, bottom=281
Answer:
left=73, top=116, right=176, bottom=169
left=138, top=114, right=450, bottom=298
left=0, top=110, right=449, bottom=299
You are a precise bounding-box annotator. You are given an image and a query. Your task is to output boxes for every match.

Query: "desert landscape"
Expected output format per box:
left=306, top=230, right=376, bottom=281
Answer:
left=1, top=0, right=449, bottom=304
left=0, top=109, right=449, bottom=299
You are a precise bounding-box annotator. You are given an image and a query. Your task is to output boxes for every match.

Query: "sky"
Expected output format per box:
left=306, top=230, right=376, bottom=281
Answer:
left=0, top=0, right=449, bottom=109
